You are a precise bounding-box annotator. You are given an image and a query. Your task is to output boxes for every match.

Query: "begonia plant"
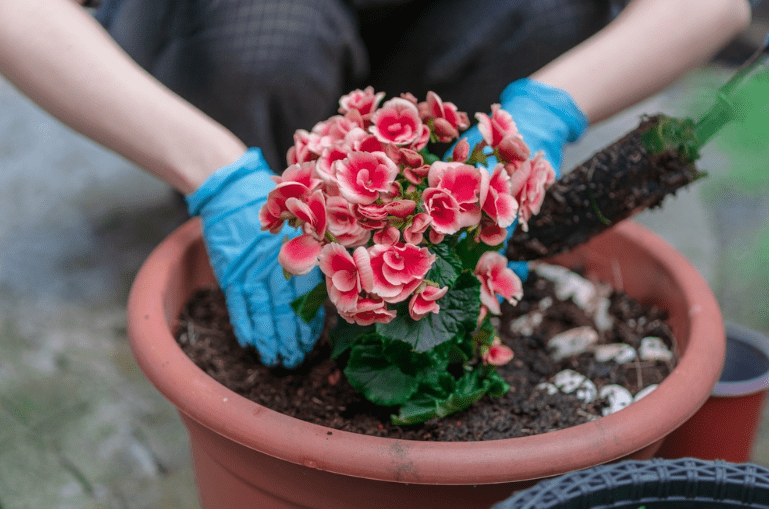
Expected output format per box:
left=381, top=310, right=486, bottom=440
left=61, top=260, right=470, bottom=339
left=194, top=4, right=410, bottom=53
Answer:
left=259, top=87, right=555, bottom=425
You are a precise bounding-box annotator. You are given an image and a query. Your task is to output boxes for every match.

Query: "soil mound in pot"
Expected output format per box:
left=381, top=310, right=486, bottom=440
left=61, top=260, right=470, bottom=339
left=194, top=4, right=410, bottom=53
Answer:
left=174, top=263, right=677, bottom=442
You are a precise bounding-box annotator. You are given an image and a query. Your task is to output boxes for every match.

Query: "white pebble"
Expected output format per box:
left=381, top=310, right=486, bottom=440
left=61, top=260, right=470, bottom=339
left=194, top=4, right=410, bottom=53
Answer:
left=538, top=296, right=553, bottom=310
left=575, top=379, right=597, bottom=403
left=535, top=264, right=596, bottom=309
left=599, top=384, right=634, bottom=416
left=509, top=311, right=543, bottom=336
left=594, top=343, right=637, bottom=364
left=634, top=384, right=659, bottom=402
left=535, top=382, right=559, bottom=395
left=639, top=337, right=673, bottom=362
left=553, top=369, right=587, bottom=394
left=548, top=326, right=599, bottom=361
left=593, top=297, right=613, bottom=331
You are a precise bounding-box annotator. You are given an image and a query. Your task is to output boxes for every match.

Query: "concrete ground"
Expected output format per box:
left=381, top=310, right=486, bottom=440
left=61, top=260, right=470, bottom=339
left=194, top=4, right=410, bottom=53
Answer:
left=1, top=15, right=769, bottom=509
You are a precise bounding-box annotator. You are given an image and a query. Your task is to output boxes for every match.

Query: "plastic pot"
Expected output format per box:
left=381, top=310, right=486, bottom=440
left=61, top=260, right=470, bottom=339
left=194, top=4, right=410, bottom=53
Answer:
left=126, top=219, right=725, bottom=509
left=491, top=457, right=769, bottom=508
left=657, top=322, right=769, bottom=463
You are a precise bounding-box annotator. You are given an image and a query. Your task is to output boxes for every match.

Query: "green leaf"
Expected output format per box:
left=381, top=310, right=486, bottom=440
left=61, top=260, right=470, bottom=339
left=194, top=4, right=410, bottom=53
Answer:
left=419, top=147, right=440, bottom=165
left=454, top=234, right=503, bottom=272
left=390, top=367, right=509, bottom=426
left=329, top=319, right=374, bottom=359
left=290, top=281, right=328, bottom=324
left=344, top=334, right=419, bottom=407
left=376, top=272, right=480, bottom=352
left=427, top=242, right=462, bottom=288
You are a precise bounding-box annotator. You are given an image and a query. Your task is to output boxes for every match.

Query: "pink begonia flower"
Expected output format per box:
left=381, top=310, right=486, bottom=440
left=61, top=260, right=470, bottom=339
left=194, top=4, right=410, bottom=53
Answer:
left=384, top=199, right=416, bottom=218
left=335, top=151, right=399, bottom=205
left=259, top=162, right=321, bottom=234
left=318, top=244, right=373, bottom=313
left=477, top=217, right=508, bottom=246
left=354, top=202, right=389, bottom=230
left=421, top=187, right=462, bottom=235
left=509, top=150, right=556, bottom=231
left=325, top=196, right=371, bottom=248
left=421, top=91, right=470, bottom=143
left=475, top=104, right=520, bottom=147
left=403, top=213, right=432, bottom=244
left=373, top=226, right=400, bottom=246
left=285, top=190, right=327, bottom=241
left=369, top=242, right=435, bottom=303
left=474, top=251, right=523, bottom=315
left=344, top=127, right=386, bottom=154
left=369, top=97, right=430, bottom=148
left=338, top=86, right=385, bottom=120
left=482, top=163, right=518, bottom=229
left=286, top=129, right=316, bottom=165
left=427, top=161, right=487, bottom=229
left=315, top=145, right=347, bottom=190
left=428, top=229, right=445, bottom=245
left=451, top=138, right=470, bottom=162
left=278, top=234, right=324, bottom=276
left=408, top=284, right=449, bottom=320
left=338, top=296, right=397, bottom=326
left=403, top=164, right=431, bottom=185
left=259, top=181, right=310, bottom=233
left=482, top=338, right=514, bottom=366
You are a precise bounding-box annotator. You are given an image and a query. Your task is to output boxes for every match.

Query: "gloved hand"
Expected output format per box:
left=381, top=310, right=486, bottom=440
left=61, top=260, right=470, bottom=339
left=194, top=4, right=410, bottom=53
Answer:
left=457, top=78, right=589, bottom=280
left=186, top=148, right=325, bottom=368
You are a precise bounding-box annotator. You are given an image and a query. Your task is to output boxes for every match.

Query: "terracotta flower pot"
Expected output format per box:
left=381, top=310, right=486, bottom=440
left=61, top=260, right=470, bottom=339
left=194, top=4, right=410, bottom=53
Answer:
left=127, top=218, right=725, bottom=509
left=657, top=321, right=769, bottom=463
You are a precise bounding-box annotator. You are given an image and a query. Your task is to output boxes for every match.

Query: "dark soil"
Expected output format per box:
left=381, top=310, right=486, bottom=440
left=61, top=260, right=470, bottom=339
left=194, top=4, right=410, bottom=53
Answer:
left=507, top=115, right=704, bottom=261
left=175, top=268, right=677, bottom=442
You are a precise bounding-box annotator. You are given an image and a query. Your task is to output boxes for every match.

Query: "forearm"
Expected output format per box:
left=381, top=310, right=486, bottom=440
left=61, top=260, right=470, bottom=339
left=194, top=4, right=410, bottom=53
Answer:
left=532, top=0, right=752, bottom=124
left=0, top=0, right=246, bottom=193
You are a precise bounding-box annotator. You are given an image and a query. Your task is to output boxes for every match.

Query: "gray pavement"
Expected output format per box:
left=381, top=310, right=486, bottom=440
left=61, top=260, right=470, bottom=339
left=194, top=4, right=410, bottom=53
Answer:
left=2, top=20, right=769, bottom=509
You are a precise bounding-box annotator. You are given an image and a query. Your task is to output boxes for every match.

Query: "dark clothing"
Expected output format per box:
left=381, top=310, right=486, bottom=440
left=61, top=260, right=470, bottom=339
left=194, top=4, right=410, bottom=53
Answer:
left=97, top=0, right=632, bottom=169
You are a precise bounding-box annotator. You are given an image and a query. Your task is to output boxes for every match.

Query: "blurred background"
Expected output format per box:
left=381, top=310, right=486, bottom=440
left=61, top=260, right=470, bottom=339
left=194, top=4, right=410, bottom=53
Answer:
left=1, top=5, right=768, bottom=508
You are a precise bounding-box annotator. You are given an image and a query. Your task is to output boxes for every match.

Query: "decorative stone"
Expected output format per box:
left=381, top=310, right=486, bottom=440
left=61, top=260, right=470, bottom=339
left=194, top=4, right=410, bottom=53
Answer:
left=547, top=326, right=599, bottom=361
left=574, top=379, right=597, bottom=404
left=594, top=343, right=637, bottom=364
left=634, top=384, right=659, bottom=402
left=599, top=384, right=634, bottom=416
left=593, top=297, right=613, bottom=331
left=535, top=264, right=596, bottom=310
left=509, top=311, right=543, bottom=336
left=535, top=382, right=559, bottom=395
left=553, top=369, right=587, bottom=394
left=639, top=337, right=674, bottom=362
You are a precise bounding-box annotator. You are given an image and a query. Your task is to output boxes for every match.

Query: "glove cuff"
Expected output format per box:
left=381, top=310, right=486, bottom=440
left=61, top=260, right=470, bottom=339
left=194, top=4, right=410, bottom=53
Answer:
left=185, top=148, right=270, bottom=216
left=500, top=79, right=589, bottom=143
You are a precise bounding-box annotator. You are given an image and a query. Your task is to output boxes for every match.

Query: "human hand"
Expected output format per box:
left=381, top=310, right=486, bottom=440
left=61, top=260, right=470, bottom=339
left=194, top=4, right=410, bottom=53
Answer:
left=186, top=148, right=325, bottom=368
left=456, top=78, right=588, bottom=279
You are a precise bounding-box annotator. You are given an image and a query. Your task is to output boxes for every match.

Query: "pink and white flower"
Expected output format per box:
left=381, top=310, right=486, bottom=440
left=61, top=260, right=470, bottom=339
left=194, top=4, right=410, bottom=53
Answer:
left=325, top=196, right=371, bottom=248
left=403, top=213, right=432, bottom=244
left=369, top=242, right=435, bottom=303
left=427, top=161, right=486, bottom=229
left=369, top=97, right=430, bottom=148
left=421, top=91, right=470, bottom=143
left=482, top=163, right=518, bottom=229
left=338, top=296, right=397, bottom=326
left=408, top=284, right=448, bottom=320
left=482, top=338, right=514, bottom=366
left=474, top=251, right=523, bottom=315
left=509, top=151, right=556, bottom=231
left=338, top=86, right=385, bottom=120
left=421, top=187, right=462, bottom=235
left=277, top=190, right=328, bottom=275
left=476, top=104, right=530, bottom=162
left=335, top=151, right=399, bottom=205
left=318, top=244, right=373, bottom=312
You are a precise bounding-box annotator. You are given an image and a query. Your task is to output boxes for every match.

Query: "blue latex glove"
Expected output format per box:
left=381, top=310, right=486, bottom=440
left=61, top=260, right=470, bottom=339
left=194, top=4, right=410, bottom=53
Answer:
left=458, top=79, right=588, bottom=281
left=186, top=148, right=325, bottom=368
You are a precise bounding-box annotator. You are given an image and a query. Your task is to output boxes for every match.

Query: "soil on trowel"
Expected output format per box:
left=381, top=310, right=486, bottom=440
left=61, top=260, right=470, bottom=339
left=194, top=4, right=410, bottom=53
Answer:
left=175, top=265, right=677, bottom=442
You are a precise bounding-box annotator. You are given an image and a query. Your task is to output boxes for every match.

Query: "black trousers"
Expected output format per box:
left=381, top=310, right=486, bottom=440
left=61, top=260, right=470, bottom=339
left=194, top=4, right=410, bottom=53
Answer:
left=97, top=0, right=624, bottom=170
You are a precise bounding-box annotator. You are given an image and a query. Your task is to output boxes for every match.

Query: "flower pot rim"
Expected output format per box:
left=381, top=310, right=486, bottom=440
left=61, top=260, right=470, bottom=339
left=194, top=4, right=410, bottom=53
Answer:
left=712, top=321, right=769, bottom=397
left=127, top=218, right=725, bottom=485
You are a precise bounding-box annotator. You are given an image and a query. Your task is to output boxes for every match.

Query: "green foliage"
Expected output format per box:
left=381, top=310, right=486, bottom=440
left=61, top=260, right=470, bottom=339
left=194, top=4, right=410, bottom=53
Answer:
left=290, top=281, right=328, bottom=324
